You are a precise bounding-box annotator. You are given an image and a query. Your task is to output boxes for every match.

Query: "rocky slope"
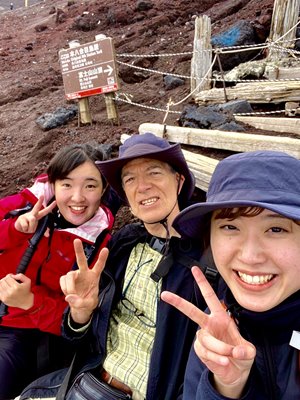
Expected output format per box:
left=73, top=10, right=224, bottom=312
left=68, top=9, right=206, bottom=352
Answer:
left=0, top=0, right=276, bottom=225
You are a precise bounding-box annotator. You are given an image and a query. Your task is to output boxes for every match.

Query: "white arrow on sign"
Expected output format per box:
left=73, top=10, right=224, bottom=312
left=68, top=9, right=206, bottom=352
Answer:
left=104, top=65, right=113, bottom=76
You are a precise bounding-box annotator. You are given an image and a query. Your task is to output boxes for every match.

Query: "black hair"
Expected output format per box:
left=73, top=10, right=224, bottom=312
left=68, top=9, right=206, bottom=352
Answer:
left=47, top=142, right=107, bottom=184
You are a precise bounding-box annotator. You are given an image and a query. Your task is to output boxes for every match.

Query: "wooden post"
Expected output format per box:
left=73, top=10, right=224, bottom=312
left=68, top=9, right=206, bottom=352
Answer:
left=267, top=0, right=300, bottom=60
left=138, top=123, right=300, bottom=158
left=191, top=15, right=212, bottom=96
left=68, top=40, right=92, bottom=126
left=104, top=92, right=119, bottom=125
left=78, top=98, right=92, bottom=125
left=95, top=34, right=120, bottom=125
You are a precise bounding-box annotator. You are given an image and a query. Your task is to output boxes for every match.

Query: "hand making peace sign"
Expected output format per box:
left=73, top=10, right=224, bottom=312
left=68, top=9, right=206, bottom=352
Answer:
left=161, top=267, right=256, bottom=398
left=60, top=238, right=109, bottom=325
left=14, top=195, right=56, bottom=234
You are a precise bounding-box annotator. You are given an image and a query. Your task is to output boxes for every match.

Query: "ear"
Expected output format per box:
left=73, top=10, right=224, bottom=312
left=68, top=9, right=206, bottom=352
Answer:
left=101, top=182, right=108, bottom=196
left=51, top=183, right=56, bottom=196
left=176, top=173, right=185, bottom=195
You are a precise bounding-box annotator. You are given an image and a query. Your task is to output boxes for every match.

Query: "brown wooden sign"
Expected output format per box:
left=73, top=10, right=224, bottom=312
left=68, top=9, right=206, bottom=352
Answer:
left=59, top=38, right=119, bottom=100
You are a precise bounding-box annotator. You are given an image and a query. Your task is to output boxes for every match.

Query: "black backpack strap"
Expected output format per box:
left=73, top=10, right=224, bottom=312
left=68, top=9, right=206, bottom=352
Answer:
left=150, top=253, right=174, bottom=283
left=0, top=213, right=53, bottom=320
left=150, top=240, right=219, bottom=291
left=175, top=247, right=219, bottom=291
left=18, top=213, right=53, bottom=274
left=3, top=203, right=33, bottom=219
left=55, top=354, right=77, bottom=400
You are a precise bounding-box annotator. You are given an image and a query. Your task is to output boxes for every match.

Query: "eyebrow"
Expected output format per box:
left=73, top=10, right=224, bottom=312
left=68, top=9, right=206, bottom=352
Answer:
left=262, top=212, right=289, bottom=220
left=62, top=176, right=99, bottom=182
left=122, top=163, right=164, bottom=178
left=213, top=211, right=290, bottom=222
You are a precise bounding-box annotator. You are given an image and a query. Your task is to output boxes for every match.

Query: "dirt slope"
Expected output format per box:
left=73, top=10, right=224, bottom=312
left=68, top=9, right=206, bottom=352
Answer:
left=0, top=0, right=275, bottom=222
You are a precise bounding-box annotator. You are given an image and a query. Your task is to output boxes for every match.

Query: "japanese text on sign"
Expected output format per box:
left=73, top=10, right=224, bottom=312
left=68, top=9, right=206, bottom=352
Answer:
left=59, top=38, right=119, bottom=99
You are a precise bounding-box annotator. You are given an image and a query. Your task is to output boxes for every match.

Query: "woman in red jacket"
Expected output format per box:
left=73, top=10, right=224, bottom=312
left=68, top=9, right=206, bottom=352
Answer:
left=0, top=143, right=118, bottom=400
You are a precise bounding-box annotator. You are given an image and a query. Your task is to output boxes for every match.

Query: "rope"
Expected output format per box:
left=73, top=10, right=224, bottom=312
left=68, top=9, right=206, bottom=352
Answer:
left=115, top=93, right=182, bottom=114
left=113, top=24, right=300, bottom=121
left=233, top=109, right=288, bottom=116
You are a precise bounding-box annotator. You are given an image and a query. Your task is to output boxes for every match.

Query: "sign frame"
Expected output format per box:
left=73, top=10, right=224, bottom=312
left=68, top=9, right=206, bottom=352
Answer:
left=59, top=37, right=119, bottom=100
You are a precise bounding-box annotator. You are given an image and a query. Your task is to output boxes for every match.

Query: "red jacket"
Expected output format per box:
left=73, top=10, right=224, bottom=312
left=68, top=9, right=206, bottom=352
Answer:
left=0, top=175, right=114, bottom=335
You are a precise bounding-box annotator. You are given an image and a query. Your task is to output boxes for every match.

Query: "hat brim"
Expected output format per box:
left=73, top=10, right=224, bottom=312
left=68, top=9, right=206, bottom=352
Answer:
left=96, top=144, right=195, bottom=204
left=173, top=200, right=300, bottom=238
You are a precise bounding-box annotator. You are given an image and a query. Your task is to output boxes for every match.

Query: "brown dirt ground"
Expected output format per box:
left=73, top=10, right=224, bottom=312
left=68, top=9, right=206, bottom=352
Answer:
left=0, top=0, right=292, bottom=229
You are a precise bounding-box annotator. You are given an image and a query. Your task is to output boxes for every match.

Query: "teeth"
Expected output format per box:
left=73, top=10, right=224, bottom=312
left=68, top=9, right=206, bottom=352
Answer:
left=70, top=206, right=85, bottom=211
left=238, top=272, right=273, bottom=285
left=141, top=197, right=157, bottom=205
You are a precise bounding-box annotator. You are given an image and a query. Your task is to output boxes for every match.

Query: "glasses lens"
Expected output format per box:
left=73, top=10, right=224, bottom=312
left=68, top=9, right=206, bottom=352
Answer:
left=120, top=297, right=156, bottom=328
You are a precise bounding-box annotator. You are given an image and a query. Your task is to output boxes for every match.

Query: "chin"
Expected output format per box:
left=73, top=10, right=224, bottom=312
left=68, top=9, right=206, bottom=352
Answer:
left=144, top=218, right=162, bottom=225
left=69, top=215, right=88, bottom=225
left=236, top=297, right=275, bottom=313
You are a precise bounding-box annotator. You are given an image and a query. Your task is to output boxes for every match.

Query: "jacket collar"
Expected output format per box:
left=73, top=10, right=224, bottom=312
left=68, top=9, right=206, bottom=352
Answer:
left=225, top=289, right=300, bottom=344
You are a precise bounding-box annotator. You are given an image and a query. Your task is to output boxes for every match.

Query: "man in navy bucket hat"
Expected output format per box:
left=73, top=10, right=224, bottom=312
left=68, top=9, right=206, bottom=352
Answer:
left=43, top=132, right=221, bottom=400
left=162, top=150, right=300, bottom=400
left=95, top=132, right=195, bottom=207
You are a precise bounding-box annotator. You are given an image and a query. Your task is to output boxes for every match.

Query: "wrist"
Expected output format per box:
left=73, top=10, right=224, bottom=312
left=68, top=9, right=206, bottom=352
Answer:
left=213, top=376, right=248, bottom=399
left=70, top=309, right=93, bottom=325
left=68, top=312, right=93, bottom=332
left=22, top=293, right=34, bottom=310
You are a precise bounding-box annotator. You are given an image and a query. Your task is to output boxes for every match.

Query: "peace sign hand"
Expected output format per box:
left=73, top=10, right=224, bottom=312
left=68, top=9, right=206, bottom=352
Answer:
left=14, top=195, right=56, bottom=234
left=161, top=266, right=256, bottom=398
left=60, top=238, right=109, bottom=325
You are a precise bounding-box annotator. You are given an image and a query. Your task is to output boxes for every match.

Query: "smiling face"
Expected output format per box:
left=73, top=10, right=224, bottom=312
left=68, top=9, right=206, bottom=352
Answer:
left=54, top=161, right=104, bottom=226
left=210, top=208, right=300, bottom=312
left=121, top=158, right=184, bottom=236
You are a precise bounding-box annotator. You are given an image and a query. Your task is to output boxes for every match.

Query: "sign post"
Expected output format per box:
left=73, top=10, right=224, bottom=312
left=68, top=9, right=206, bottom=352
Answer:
left=67, top=40, right=92, bottom=125
left=59, top=36, right=119, bottom=125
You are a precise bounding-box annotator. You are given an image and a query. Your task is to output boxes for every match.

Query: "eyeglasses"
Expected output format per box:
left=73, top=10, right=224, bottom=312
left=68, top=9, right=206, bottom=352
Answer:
left=120, top=297, right=157, bottom=328
left=120, top=258, right=159, bottom=328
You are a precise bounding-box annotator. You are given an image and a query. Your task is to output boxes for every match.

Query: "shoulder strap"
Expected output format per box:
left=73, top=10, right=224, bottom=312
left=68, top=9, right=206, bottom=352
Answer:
left=177, top=247, right=219, bottom=291
left=150, top=241, right=219, bottom=291
left=150, top=253, right=174, bottom=283
left=0, top=212, right=53, bottom=320
left=18, top=213, right=53, bottom=274
left=4, top=203, right=33, bottom=219
left=55, top=354, right=76, bottom=400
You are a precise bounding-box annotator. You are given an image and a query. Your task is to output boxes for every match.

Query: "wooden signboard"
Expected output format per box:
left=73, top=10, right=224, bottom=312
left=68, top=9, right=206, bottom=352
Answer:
left=59, top=37, right=119, bottom=100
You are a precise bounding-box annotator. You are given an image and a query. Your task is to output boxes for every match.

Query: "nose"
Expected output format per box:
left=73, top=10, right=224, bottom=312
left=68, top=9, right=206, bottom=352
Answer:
left=237, top=234, right=267, bottom=265
left=71, top=188, right=85, bottom=202
left=136, top=175, right=152, bottom=192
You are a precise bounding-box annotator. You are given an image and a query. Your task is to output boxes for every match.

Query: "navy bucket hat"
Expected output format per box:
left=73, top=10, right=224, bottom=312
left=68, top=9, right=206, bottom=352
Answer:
left=173, top=150, right=300, bottom=238
left=96, top=132, right=195, bottom=205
